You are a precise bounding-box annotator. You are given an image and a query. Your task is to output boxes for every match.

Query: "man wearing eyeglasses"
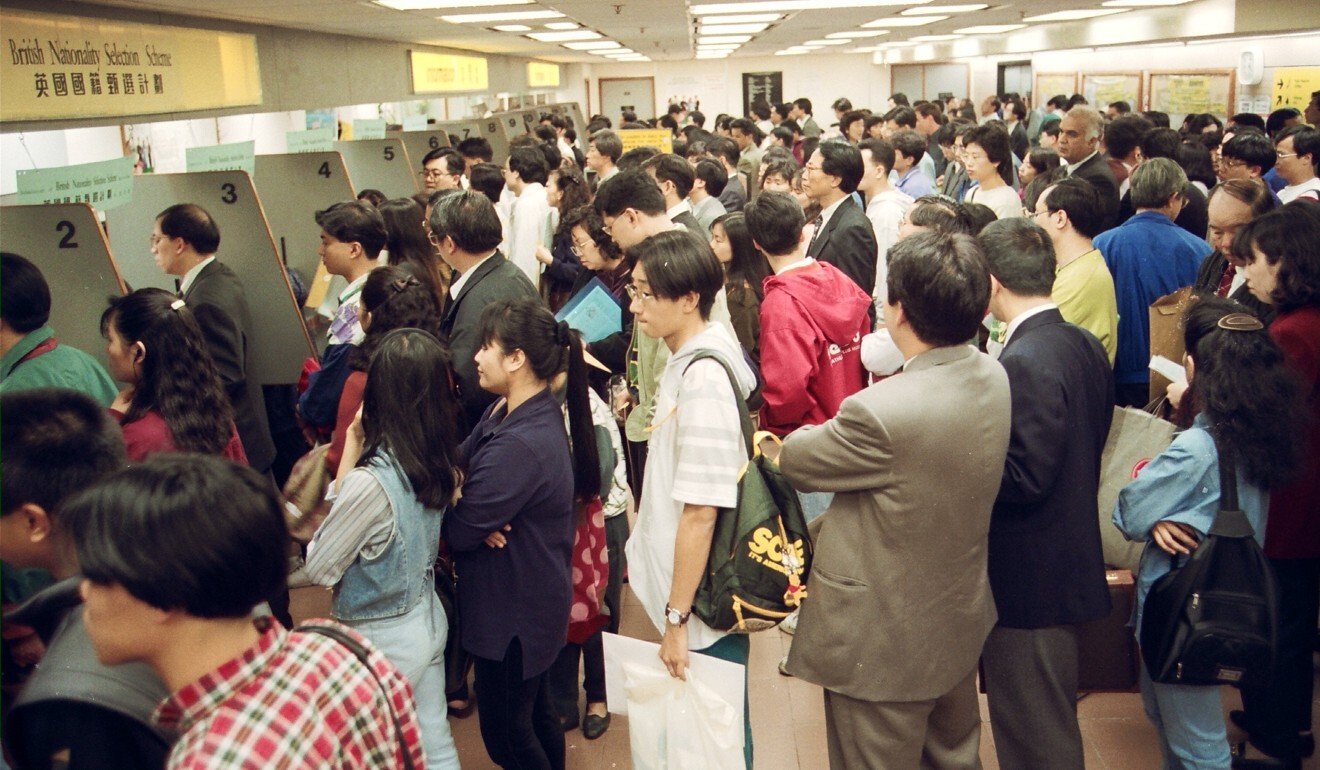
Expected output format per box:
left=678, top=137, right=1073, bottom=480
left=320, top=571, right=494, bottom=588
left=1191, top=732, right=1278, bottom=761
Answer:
left=419, top=148, right=464, bottom=192
left=1274, top=125, right=1320, bottom=203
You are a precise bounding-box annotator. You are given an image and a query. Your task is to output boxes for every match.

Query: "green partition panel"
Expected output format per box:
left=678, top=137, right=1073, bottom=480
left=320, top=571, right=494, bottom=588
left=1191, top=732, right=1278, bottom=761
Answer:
left=0, top=203, right=125, bottom=368
left=252, top=152, right=354, bottom=289
left=333, top=138, right=417, bottom=198
left=391, top=130, right=452, bottom=175
left=102, top=171, right=314, bottom=385
left=545, top=102, right=588, bottom=151
left=494, top=110, right=527, bottom=143
left=436, top=119, right=481, bottom=146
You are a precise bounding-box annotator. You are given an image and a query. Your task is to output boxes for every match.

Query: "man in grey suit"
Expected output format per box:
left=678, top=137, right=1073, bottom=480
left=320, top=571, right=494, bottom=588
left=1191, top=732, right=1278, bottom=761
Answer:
left=780, top=231, right=1011, bottom=769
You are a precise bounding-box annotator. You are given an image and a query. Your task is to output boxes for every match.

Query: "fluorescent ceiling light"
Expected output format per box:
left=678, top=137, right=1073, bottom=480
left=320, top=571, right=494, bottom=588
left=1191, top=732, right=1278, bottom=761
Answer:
left=862, top=16, right=947, bottom=27
left=1102, top=0, right=1192, bottom=5
left=699, top=23, right=771, bottom=34
left=698, top=44, right=742, bottom=50
left=696, top=51, right=730, bottom=58
left=701, top=13, right=782, bottom=23
left=562, top=41, right=621, bottom=49
left=825, top=30, right=889, bottom=38
left=1022, top=8, right=1126, bottom=21
left=441, top=9, right=562, bottom=22
left=544, top=21, right=580, bottom=29
left=616, top=55, right=650, bottom=61
left=909, top=33, right=963, bottom=40
left=602, top=50, right=636, bottom=56
left=698, top=35, right=753, bottom=43
left=378, top=0, right=529, bottom=9
left=693, top=1, right=931, bottom=14
left=804, top=39, right=849, bottom=45
left=900, top=3, right=986, bottom=13
left=955, top=23, right=1025, bottom=33
left=775, top=49, right=809, bottom=55
left=491, top=24, right=531, bottom=31
left=526, top=30, right=602, bottom=41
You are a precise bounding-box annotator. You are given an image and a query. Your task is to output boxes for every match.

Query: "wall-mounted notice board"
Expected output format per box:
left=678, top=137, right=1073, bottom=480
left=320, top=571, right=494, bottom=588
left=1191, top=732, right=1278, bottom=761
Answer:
left=1147, top=71, right=1235, bottom=119
left=1082, top=73, right=1142, bottom=111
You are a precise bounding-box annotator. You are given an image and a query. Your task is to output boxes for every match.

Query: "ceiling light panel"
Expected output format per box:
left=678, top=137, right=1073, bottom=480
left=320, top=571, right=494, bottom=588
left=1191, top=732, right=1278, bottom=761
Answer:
left=909, top=33, right=963, bottom=40
left=377, top=0, right=529, bottom=9
left=698, top=23, right=771, bottom=34
left=697, top=52, right=730, bottom=58
left=1102, top=0, right=1193, bottom=4
left=441, top=9, right=563, bottom=22
left=862, top=16, right=948, bottom=27
left=526, top=30, right=602, bottom=41
left=825, top=30, right=890, bottom=38
left=804, top=39, right=849, bottom=45
left=692, top=1, right=933, bottom=14
left=698, top=35, right=753, bottom=43
left=900, top=3, right=986, bottom=13
left=955, top=23, right=1025, bottom=33
left=544, top=22, right=580, bottom=29
left=1022, top=8, right=1127, bottom=21
left=700, top=13, right=783, bottom=23
left=562, top=41, right=621, bottom=49
left=491, top=24, right=531, bottom=31
left=775, top=49, right=809, bottom=55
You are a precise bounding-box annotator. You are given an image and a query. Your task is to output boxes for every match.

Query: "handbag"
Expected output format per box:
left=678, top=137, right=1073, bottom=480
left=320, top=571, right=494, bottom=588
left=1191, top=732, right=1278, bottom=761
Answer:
left=567, top=495, right=610, bottom=645
left=283, top=443, right=332, bottom=543
left=684, top=352, right=813, bottom=633
left=1138, top=438, right=1279, bottom=687
left=1098, top=405, right=1176, bottom=572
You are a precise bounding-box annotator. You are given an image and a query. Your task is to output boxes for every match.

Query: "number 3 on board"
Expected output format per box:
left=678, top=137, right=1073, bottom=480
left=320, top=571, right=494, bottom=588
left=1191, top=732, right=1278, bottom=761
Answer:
left=220, top=183, right=238, bottom=204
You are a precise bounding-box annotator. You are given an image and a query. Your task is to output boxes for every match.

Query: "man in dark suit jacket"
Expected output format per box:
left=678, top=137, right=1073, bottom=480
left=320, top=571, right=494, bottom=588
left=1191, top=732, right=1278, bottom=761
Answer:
left=431, top=191, right=538, bottom=431
left=1191, top=181, right=1276, bottom=323
left=978, top=219, right=1115, bottom=770
left=804, top=141, right=878, bottom=301
left=1057, top=107, right=1121, bottom=229
left=154, top=204, right=275, bottom=475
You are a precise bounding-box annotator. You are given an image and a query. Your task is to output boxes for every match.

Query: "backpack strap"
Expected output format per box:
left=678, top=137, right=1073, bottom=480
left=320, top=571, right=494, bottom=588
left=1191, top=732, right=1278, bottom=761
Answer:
left=296, top=622, right=417, bottom=770
left=1208, top=433, right=1256, bottom=539
left=683, top=350, right=755, bottom=459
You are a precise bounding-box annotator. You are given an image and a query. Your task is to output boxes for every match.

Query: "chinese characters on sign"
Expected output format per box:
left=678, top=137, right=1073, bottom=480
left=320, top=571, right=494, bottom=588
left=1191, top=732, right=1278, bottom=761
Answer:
left=16, top=156, right=136, bottom=210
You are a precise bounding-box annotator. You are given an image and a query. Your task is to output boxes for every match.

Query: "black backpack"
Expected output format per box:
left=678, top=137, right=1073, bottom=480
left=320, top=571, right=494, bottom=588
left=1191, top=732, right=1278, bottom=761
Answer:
left=1139, top=438, right=1279, bottom=687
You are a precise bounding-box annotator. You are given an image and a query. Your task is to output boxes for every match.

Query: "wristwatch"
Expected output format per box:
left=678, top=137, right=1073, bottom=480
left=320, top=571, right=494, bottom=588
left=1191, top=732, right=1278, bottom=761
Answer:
left=664, top=604, right=691, bottom=627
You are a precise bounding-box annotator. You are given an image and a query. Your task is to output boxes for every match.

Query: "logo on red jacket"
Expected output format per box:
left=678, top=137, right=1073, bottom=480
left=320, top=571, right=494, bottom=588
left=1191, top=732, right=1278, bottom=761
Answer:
left=1131, top=458, right=1151, bottom=478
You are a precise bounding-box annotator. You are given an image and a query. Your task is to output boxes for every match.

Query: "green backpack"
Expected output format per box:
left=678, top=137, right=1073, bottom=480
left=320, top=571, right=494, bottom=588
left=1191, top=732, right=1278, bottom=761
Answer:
left=685, top=352, right=814, bottom=633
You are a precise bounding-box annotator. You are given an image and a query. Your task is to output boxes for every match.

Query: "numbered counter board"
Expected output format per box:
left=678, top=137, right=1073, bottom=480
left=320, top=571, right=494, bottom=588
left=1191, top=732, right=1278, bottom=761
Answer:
left=333, top=138, right=417, bottom=198
left=102, top=171, right=314, bottom=385
left=438, top=117, right=511, bottom=165
left=252, top=152, right=355, bottom=293
left=0, top=203, right=125, bottom=368
left=390, top=130, right=452, bottom=174
left=545, top=102, right=588, bottom=151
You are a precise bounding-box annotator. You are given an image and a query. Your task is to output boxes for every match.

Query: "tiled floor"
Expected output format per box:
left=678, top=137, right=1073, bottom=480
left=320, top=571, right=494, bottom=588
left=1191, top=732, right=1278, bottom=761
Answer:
left=290, top=584, right=1320, bottom=769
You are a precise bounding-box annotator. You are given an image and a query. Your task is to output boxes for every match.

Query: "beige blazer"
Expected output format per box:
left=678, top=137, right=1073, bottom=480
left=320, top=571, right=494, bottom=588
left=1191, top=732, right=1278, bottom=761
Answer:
left=781, top=344, right=1011, bottom=702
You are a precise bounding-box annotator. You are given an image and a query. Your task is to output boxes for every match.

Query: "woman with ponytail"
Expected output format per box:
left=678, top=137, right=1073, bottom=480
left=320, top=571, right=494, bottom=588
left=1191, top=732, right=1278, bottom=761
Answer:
left=444, top=297, right=596, bottom=770
left=101, top=288, right=246, bottom=463
left=1115, top=296, right=1304, bottom=768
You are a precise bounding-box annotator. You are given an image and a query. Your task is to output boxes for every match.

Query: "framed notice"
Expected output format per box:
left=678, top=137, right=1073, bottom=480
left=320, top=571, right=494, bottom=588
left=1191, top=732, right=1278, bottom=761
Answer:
left=741, top=71, right=783, bottom=118
left=1033, top=72, right=1077, bottom=102
left=1082, top=73, right=1142, bottom=111
left=1146, top=70, right=1235, bottom=120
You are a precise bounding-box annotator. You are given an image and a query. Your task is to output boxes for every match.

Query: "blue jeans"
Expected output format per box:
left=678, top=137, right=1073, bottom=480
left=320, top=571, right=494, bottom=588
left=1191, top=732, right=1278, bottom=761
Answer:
left=798, top=491, right=834, bottom=524
left=348, top=590, right=460, bottom=770
left=1138, top=662, right=1231, bottom=769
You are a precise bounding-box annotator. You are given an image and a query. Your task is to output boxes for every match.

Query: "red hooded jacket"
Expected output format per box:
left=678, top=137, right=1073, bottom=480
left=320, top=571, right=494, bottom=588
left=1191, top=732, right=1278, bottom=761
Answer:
left=758, top=259, right=871, bottom=436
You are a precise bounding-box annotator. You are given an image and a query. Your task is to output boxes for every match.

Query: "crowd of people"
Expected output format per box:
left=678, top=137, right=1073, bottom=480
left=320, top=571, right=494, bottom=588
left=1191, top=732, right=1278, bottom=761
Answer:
left=1, top=84, right=1319, bottom=770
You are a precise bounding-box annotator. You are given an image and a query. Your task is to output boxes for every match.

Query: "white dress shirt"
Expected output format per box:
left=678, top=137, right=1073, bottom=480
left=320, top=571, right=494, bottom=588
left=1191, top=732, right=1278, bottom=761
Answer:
left=507, top=182, right=552, bottom=287
left=178, top=255, right=216, bottom=296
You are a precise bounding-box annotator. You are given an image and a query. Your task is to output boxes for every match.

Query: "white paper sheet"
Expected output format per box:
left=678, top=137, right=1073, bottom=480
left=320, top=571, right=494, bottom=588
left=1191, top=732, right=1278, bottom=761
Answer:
left=601, top=632, right=746, bottom=724
left=1149, top=354, right=1187, bottom=385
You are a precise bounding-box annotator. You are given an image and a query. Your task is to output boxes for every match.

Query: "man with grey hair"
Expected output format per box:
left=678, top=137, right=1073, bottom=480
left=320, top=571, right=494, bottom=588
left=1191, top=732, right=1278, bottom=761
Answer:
left=1094, top=157, right=1211, bottom=407
left=1056, top=106, right=1120, bottom=228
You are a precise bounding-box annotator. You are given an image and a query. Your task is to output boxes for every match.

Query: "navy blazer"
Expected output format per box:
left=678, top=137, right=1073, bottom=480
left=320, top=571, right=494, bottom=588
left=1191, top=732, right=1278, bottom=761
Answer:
left=444, top=388, right=575, bottom=679
left=1068, top=153, right=1121, bottom=230
left=988, top=308, right=1115, bottom=628
left=806, top=196, right=877, bottom=300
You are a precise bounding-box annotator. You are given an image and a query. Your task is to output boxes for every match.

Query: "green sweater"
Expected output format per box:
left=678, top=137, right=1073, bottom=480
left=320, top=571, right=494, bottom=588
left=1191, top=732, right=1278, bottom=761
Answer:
left=0, top=326, right=118, bottom=406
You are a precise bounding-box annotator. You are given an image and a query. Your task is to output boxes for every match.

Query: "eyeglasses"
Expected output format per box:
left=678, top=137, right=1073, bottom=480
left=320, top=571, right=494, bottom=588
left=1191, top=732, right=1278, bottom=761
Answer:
left=804, top=163, right=823, bottom=173
left=148, top=233, right=170, bottom=246
left=1217, top=157, right=1247, bottom=168
left=420, top=169, right=451, bottom=179
left=1276, top=151, right=1299, bottom=159
left=569, top=239, right=594, bottom=257
left=624, top=283, right=656, bottom=302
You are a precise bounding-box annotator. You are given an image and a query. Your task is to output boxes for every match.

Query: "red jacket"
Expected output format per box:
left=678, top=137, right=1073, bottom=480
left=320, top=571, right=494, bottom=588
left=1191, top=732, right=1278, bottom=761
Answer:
left=758, top=260, right=871, bottom=436
left=1267, top=306, right=1320, bottom=559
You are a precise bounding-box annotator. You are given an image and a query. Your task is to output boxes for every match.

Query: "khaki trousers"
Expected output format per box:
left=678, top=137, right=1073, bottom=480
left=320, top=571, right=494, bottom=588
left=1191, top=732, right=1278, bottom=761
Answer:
left=824, top=668, right=981, bottom=770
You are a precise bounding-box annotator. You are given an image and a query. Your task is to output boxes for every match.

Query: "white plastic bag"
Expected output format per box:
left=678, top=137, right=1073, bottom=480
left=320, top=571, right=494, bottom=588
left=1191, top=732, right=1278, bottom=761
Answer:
left=622, top=661, right=745, bottom=770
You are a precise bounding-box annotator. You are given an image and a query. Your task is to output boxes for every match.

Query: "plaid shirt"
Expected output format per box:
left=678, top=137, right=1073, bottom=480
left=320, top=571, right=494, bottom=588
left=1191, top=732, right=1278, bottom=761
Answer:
left=152, top=617, right=423, bottom=769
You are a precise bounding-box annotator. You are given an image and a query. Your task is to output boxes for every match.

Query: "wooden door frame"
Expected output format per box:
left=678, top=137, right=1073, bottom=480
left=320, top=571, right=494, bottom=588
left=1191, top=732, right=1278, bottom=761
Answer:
left=598, top=76, right=658, bottom=121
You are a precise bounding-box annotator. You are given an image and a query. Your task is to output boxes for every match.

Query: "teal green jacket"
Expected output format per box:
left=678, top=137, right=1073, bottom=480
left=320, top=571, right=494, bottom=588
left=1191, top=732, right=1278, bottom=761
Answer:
left=0, top=326, right=118, bottom=406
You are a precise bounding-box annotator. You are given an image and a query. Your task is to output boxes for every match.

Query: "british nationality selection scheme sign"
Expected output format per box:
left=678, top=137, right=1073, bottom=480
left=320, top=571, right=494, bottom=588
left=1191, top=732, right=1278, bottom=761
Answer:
left=16, top=156, right=135, bottom=210
left=2, top=8, right=262, bottom=122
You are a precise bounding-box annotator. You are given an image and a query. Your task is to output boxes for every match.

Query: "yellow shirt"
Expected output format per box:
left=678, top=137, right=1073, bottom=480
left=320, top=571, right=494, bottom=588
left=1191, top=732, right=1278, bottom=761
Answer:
left=1053, top=248, right=1118, bottom=364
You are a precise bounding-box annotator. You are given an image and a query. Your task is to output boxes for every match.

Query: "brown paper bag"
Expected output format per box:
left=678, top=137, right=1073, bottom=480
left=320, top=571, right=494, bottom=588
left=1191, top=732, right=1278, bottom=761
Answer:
left=1148, top=286, right=1194, bottom=403
left=1098, top=406, right=1177, bottom=572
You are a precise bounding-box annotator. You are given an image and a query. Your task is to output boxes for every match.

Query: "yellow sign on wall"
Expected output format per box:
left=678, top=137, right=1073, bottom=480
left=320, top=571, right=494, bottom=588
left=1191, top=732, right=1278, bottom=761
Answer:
left=619, top=129, right=674, bottom=154
left=410, top=51, right=489, bottom=93
left=528, top=61, right=560, bottom=89
left=0, top=8, right=261, bottom=123
left=1272, top=67, right=1320, bottom=111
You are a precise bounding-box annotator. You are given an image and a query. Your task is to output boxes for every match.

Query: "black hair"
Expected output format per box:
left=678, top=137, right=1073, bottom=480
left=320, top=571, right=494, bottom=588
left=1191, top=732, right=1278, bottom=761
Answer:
left=1208, top=178, right=1276, bottom=219
left=1178, top=140, right=1218, bottom=189
left=359, top=327, right=461, bottom=509
left=428, top=190, right=503, bottom=254
left=585, top=130, right=621, bottom=165
left=689, top=110, right=706, bottom=128
left=1220, top=131, right=1277, bottom=173
left=1140, top=110, right=1170, bottom=128
left=750, top=101, right=771, bottom=121
left=770, top=102, right=791, bottom=121
left=832, top=97, right=853, bottom=113
left=550, top=165, right=591, bottom=236
left=760, top=158, right=798, bottom=187
left=816, top=141, right=864, bottom=194
left=0, top=252, right=51, bottom=333
left=886, top=231, right=989, bottom=346
left=891, top=92, right=910, bottom=107
left=1, top=388, right=125, bottom=520
left=315, top=200, right=388, bottom=259
left=561, top=204, right=623, bottom=264
left=422, top=148, right=465, bottom=177
left=477, top=298, right=598, bottom=500
left=1046, top=95, right=1069, bottom=110
left=1042, top=177, right=1105, bottom=238
left=706, top=136, right=740, bottom=167
left=101, top=288, right=235, bottom=455
left=468, top=163, right=505, bottom=203
left=744, top=191, right=805, bottom=258
left=978, top=218, right=1056, bottom=297
left=1266, top=107, right=1302, bottom=137
left=1182, top=296, right=1304, bottom=489
left=1140, top=127, right=1182, bottom=161
left=356, top=189, right=387, bottom=208
left=533, top=124, right=557, bottom=145
left=621, top=109, right=638, bottom=124
left=349, top=265, right=443, bottom=372
left=594, top=169, right=666, bottom=217
left=1183, top=113, right=1223, bottom=137
left=962, top=203, right=998, bottom=235
left=508, top=146, right=550, bottom=186
left=793, top=98, right=813, bottom=114
left=538, top=141, right=563, bottom=172
left=65, top=455, right=289, bottom=618
left=1008, top=100, right=1028, bottom=121
left=729, top=118, right=764, bottom=145
left=1104, top=115, right=1153, bottom=160
left=377, top=198, right=443, bottom=303
left=840, top=110, right=867, bottom=137
left=1277, top=125, right=1320, bottom=173
left=1237, top=203, right=1320, bottom=312
left=693, top=158, right=728, bottom=197
left=644, top=154, right=695, bottom=199
left=908, top=196, right=974, bottom=235
left=887, top=107, right=917, bottom=129
left=617, top=146, right=661, bottom=172
left=685, top=139, right=708, bottom=159
left=712, top=212, right=770, bottom=300
left=890, top=129, right=927, bottom=166
left=857, top=137, right=897, bottom=176
left=157, top=203, right=220, bottom=254
left=667, top=103, right=684, bottom=116
left=630, top=229, right=725, bottom=318
left=1040, top=121, right=1061, bottom=140
left=1229, top=113, right=1267, bottom=132
left=770, top=125, right=797, bottom=150
left=963, top=124, right=1013, bottom=182
left=457, top=137, right=493, bottom=162
left=1108, top=101, right=1132, bottom=115
left=1026, top=147, right=1061, bottom=176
